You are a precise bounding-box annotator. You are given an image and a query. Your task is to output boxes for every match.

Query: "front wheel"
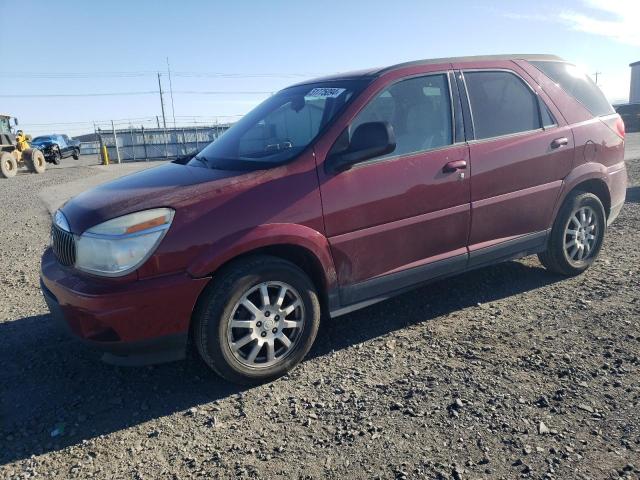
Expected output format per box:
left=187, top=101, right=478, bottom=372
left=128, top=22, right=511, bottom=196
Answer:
left=538, top=191, right=606, bottom=276
left=24, top=149, right=46, bottom=174
left=50, top=148, right=61, bottom=165
left=0, top=152, right=17, bottom=178
left=193, top=256, right=321, bottom=385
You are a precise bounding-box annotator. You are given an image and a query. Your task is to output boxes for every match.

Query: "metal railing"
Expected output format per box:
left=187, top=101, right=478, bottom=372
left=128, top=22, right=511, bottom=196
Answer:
left=96, top=124, right=231, bottom=162
left=80, top=141, right=100, bottom=155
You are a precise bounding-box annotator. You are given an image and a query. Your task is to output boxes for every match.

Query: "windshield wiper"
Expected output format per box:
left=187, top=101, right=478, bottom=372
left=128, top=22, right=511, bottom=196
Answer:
left=190, top=155, right=208, bottom=167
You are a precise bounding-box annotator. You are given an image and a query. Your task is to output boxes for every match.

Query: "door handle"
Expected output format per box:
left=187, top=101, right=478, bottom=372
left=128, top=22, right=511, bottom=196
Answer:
left=443, top=159, right=467, bottom=173
left=551, top=137, right=569, bottom=149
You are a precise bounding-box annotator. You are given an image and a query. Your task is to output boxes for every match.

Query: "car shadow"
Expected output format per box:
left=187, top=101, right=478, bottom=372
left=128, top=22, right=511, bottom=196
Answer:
left=0, top=259, right=562, bottom=465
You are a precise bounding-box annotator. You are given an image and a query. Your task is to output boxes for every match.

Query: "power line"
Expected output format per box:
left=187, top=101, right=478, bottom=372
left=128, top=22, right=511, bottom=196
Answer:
left=0, top=91, right=158, bottom=98
left=0, top=71, right=326, bottom=79
left=1, top=90, right=273, bottom=98
left=19, top=114, right=244, bottom=126
left=0, top=72, right=156, bottom=78
left=175, top=90, right=272, bottom=95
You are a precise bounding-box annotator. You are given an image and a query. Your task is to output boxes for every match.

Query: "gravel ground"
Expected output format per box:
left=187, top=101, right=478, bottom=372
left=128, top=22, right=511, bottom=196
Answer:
left=1, top=138, right=639, bottom=480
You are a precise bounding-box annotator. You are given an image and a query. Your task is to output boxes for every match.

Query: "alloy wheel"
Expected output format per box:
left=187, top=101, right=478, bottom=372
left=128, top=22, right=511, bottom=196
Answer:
left=563, top=206, right=599, bottom=265
left=226, top=281, right=305, bottom=369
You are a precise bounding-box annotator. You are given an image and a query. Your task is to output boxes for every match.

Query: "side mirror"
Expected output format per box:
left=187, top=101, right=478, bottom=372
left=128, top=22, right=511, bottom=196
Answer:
left=12, top=117, right=18, bottom=126
left=328, top=121, right=396, bottom=172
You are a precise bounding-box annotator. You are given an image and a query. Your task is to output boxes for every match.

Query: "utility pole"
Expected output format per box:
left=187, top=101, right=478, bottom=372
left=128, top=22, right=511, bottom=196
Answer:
left=167, top=57, right=177, bottom=129
left=593, top=71, right=602, bottom=85
left=157, top=72, right=167, bottom=129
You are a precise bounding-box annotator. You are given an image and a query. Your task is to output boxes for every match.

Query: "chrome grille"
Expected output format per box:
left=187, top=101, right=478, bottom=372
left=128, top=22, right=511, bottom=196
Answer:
left=51, top=223, right=76, bottom=267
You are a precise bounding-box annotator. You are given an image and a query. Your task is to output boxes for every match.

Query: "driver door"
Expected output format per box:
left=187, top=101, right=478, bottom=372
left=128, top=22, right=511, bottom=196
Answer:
left=57, top=135, right=69, bottom=156
left=315, top=71, right=471, bottom=305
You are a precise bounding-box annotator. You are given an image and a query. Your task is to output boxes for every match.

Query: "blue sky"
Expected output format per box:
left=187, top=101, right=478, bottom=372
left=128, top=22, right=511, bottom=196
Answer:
left=0, top=0, right=638, bottom=137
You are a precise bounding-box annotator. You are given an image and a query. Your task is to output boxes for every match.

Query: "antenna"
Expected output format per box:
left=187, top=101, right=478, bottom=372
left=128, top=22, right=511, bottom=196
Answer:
left=593, top=71, right=602, bottom=85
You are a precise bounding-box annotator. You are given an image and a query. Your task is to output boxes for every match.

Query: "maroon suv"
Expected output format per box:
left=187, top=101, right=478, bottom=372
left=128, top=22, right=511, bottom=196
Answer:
left=41, top=54, right=627, bottom=384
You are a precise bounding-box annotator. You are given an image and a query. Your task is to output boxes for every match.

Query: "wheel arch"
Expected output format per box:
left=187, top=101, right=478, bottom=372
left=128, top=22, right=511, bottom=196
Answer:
left=214, top=244, right=331, bottom=308
left=571, top=178, right=611, bottom=218
left=186, top=224, right=338, bottom=309
left=555, top=164, right=611, bottom=221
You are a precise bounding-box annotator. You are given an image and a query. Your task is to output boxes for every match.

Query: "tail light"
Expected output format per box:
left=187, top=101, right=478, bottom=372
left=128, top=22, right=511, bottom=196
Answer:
left=601, top=114, right=625, bottom=139
left=615, top=116, right=626, bottom=139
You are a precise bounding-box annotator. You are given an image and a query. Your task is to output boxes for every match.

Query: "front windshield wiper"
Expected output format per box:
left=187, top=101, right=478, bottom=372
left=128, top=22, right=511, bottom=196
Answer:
left=189, top=155, right=208, bottom=167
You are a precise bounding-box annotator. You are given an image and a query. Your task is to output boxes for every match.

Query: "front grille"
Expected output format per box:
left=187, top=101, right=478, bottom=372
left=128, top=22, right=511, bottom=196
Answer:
left=51, top=223, right=76, bottom=267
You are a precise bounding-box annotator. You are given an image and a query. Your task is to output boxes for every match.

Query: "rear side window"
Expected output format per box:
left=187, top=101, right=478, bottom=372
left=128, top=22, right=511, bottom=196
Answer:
left=349, top=73, right=453, bottom=159
left=530, top=61, right=614, bottom=117
left=464, top=71, right=541, bottom=139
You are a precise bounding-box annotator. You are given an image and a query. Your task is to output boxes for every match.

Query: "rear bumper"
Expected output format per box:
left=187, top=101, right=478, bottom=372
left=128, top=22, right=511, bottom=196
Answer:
left=40, top=248, right=210, bottom=365
left=607, top=162, right=628, bottom=226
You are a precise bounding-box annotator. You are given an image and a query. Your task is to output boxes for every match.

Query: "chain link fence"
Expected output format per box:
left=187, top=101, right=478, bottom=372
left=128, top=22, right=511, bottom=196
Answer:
left=96, top=124, right=231, bottom=162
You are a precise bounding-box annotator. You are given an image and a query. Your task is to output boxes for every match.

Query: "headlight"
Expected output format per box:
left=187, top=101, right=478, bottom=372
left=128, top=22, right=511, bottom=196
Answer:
left=75, top=208, right=174, bottom=276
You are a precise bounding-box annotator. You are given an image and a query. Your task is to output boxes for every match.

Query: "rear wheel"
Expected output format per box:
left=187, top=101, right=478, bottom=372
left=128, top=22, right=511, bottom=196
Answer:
left=193, top=255, right=321, bottom=385
left=538, top=191, right=606, bottom=276
left=0, top=152, right=17, bottom=178
left=24, top=149, right=46, bottom=174
left=72, top=149, right=80, bottom=160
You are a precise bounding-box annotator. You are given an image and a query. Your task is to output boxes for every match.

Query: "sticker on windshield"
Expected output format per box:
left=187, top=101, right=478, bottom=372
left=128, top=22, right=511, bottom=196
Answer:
left=306, top=87, right=346, bottom=98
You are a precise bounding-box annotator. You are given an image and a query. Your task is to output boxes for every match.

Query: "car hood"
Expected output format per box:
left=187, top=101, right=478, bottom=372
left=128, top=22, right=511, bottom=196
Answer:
left=61, top=162, right=261, bottom=234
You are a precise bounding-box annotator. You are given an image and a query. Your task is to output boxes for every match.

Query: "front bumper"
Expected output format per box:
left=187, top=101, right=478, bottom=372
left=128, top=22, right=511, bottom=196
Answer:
left=40, top=248, right=210, bottom=366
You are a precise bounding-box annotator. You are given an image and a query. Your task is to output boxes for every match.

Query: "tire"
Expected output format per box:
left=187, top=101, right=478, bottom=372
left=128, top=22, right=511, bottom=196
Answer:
left=72, top=149, right=79, bottom=160
left=24, top=149, right=46, bottom=174
left=538, top=191, right=606, bottom=276
left=193, top=255, right=321, bottom=385
left=51, top=148, right=61, bottom=165
left=0, top=152, right=18, bottom=178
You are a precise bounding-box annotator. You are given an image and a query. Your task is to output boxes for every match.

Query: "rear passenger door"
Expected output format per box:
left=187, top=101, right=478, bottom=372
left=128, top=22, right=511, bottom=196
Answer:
left=456, top=65, right=574, bottom=264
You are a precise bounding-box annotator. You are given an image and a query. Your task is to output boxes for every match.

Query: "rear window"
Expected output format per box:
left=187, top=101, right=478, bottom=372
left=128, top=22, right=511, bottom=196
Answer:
left=530, top=61, right=614, bottom=117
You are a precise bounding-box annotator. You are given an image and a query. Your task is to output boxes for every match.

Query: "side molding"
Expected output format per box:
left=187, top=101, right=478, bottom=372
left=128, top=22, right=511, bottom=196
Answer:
left=330, top=230, right=550, bottom=318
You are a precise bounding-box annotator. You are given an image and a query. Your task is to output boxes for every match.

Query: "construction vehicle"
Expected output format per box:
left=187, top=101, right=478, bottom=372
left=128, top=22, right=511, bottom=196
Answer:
left=0, top=114, right=46, bottom=178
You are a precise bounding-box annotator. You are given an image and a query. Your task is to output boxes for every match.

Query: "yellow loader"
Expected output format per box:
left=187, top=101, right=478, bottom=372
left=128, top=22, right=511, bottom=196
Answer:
left=0, top=114, right=46, bottom=178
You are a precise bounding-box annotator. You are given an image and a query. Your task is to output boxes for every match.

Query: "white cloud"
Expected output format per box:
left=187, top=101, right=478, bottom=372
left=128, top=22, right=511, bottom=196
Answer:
left=503, top=0, right=638, bottom=100
left=504, top=0, right=640, bottom=46
left=560, top=0, right=640, bottom=47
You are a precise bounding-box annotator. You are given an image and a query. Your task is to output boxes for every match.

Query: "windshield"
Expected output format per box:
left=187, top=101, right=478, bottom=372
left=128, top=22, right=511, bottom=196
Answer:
left=0, top=118, right=10, bottom=134
left=189, top=79, right=369, bottom=170
left=32, top=136, right=53, bottom=143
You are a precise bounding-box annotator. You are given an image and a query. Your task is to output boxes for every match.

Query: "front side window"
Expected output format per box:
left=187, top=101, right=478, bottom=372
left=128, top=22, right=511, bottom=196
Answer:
left=192, top=80, right=369, bottom=170
left=348, top=74, right=453, bottom=160
left=464, top=71, right=541, bottom=140
left=531, top=61, right=614, bottom=117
